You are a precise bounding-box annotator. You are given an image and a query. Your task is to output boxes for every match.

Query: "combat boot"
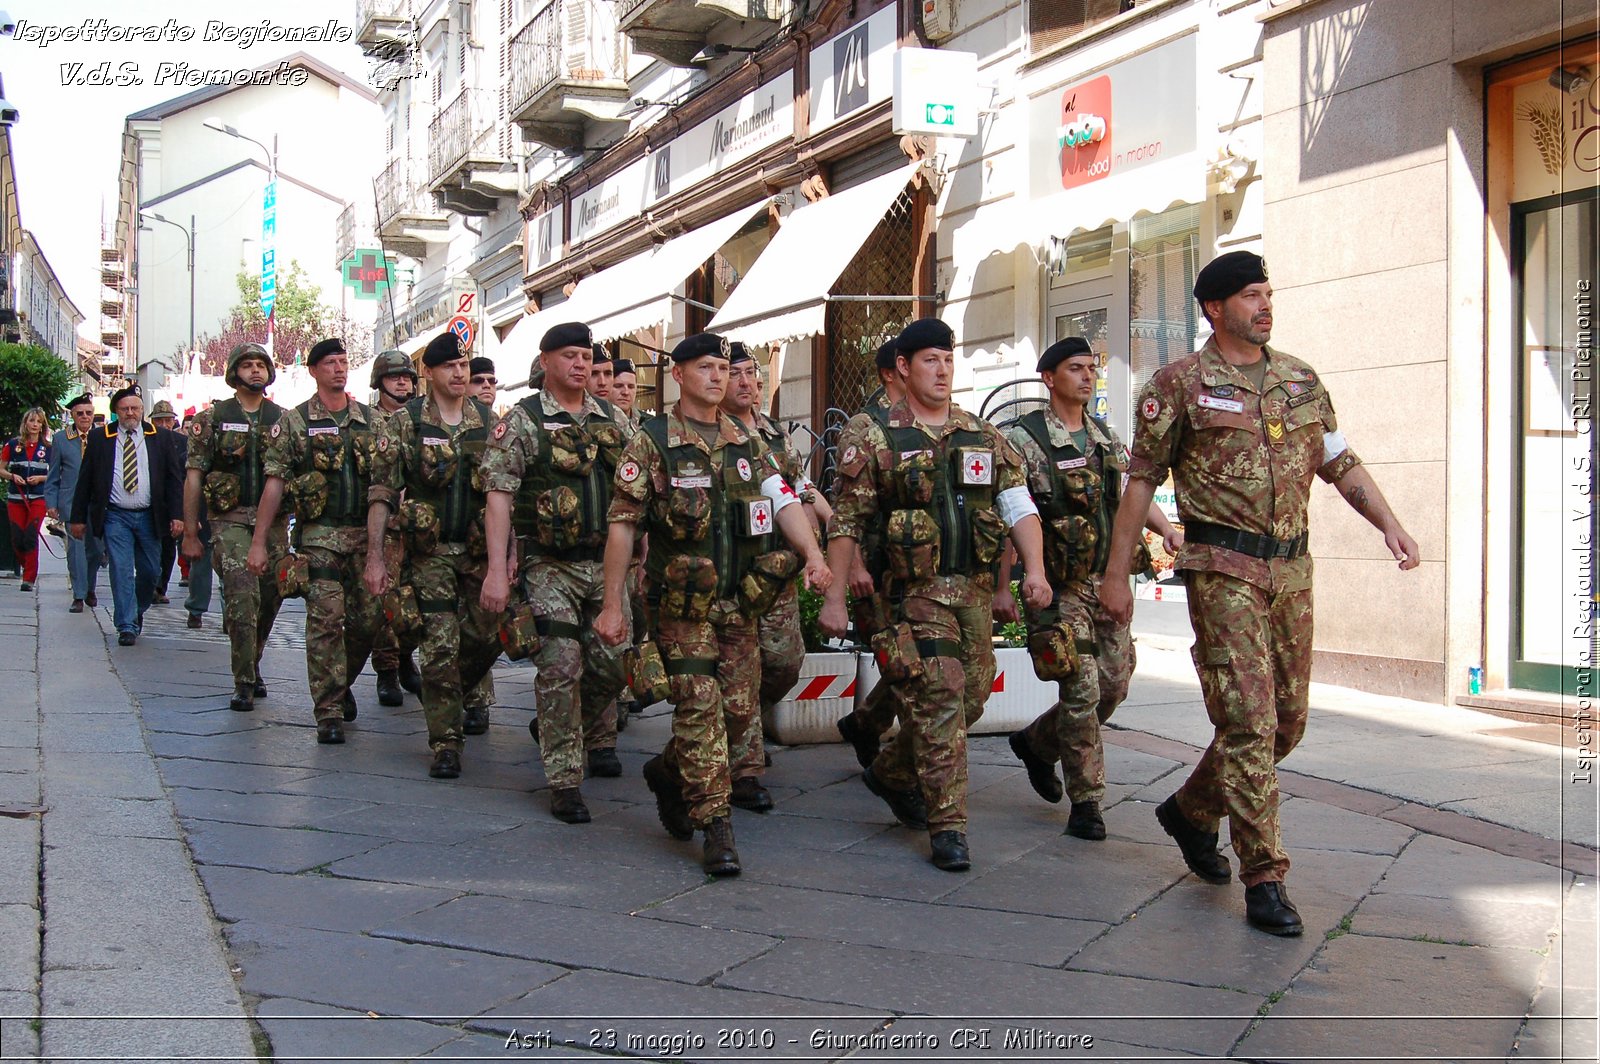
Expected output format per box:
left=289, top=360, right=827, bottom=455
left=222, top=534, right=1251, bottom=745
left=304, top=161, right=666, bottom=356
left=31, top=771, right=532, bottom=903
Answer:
left=1065, top=800, right=1106, bottom=841
left=375, top=670, right=404, bottom=707
left=862, top=767, right=927, bottom=830
left=316, top=719, right=345, bottom=745
left=463, top=705, right=490, bottom=735
left=729, top=776, right=774, bottom=813
left=550, top=787, right=591, bottom=824
left=643, top=754, right=693, bottom=840
left=701, top=816, right=741, bottom=877
left=428, top=748, right=461, bottom=779
left=228, top=684, right=254, bottom=713
left=398, top=652, right=422, bottom=694
left=1244, top=882, right=1303, bottom=936
left=1155, top=795, right=1232, bottom=883
left=836, top=713, right=879, bottom=771
left=1008, top=730, right=1064, bottom=804
left=587, top=747, right=622, bottom=778
left=929, top=830, right=971, bottom=872
left=253, top=679, right=268, bottom=699
left=342, top=691, right=358, bottom=722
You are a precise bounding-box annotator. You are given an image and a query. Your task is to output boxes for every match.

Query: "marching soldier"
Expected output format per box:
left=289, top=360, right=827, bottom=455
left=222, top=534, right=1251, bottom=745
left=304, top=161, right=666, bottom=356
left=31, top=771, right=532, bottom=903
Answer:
left=249, top=338, right=382, bottom=744
left=997, top=337, right=1180, bottom=839
left=367, top=350, right=423, bottom=703
left=718, top=343, right=831, bottom=812
left=818, top=319, right=1051, bottom=872
left=464, top=355, right=501, bottom=725
left=1100, top=251, right=1419, bottom=935
left=595, top=332, right=830, bottom=877
left=363, top=332, right=503, bottom=779
left=479, top=322, right=630, bottom=823
left=182, top=343, right=287, bottom=712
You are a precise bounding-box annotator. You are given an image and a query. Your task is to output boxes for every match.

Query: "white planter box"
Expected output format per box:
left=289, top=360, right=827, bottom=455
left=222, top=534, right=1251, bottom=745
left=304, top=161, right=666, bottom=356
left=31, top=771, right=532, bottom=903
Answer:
left=763, top=646, right=1056, bottom=745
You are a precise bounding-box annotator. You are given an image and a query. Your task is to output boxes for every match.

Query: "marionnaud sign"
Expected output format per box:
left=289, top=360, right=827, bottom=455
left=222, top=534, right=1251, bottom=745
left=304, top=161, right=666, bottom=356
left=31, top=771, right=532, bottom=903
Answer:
left=809, top=5, right=897, bottom=137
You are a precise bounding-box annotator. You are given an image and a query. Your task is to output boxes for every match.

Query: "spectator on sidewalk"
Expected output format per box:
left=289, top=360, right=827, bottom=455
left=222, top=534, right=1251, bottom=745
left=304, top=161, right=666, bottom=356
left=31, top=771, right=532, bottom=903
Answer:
left=44, top=395, right=105, bottom=612
left=3, top=407, right=53, bottom=592
left=70, top=386, right=185, bottom=646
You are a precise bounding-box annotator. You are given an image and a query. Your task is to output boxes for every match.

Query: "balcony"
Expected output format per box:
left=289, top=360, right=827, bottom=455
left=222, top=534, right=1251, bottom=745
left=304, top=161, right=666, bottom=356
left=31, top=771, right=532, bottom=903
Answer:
left=357, top=0, right=414, bottom=60
left=101, top=266, right=123, bottom=290
left=100, top=299, right=122, bottom=319
left=426, top=89, right=516, bottom=215
left=100, top=328, right=123, bottom=350
left=376, top=158, right=451, bottom=259
left=507, top=0, right=631, bottom=150
left=100, top=246, right=122, bottom=264
left=335, top=203, right=357, bottom=267
left=617, top=0, right=788, bottom=66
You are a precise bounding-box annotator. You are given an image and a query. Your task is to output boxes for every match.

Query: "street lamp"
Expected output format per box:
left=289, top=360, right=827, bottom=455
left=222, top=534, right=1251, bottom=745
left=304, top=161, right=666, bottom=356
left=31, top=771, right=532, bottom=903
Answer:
left=138, top=211, right=194, bottom=378
left=204, top=116, right=279, bottom=360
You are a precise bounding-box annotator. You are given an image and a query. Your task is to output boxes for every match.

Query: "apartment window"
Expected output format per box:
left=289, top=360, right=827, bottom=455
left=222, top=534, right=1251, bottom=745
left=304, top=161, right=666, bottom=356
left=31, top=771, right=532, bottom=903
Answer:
left=1028, top=0, right=1134, bottom=55
left=386, top=124, right=395, bottom=153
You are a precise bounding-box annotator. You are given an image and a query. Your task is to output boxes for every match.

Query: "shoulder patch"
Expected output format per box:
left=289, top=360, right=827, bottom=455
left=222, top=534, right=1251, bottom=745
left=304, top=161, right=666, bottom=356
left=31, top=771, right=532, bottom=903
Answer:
left=190, top=421, right=203, bottom=437
left=841, top=444, right=858, bottom=466
left=377, top=436, right=390, bottom=452
left=493, top=421, right=509, bottom=440
left=1141, top=396, right=1162, bottom=421
left=618, top=459, right=641, bottom=483
left=269, top=422, right=282, bottom=439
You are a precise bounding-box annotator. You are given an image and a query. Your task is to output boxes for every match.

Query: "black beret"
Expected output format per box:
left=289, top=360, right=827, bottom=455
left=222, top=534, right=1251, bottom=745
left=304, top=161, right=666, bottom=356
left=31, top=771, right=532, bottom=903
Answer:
left=611, top=358, right=636, bottom=376
left=540, top=322, right=592, bottom=353
left=306, top=338, right=345, bottom=366
left=590, top=343, right=611, bottom=365
left=894, top=317, right=955, bottom=354
left=422, top=332, right=463, bottom=367
left=1036, top=336, right=1093, bottom=373
left=875, top=338, right=900, bottom=371
left=1193, top=251, right=1268, bottom=304
left=727, top=341, right=753, bottom=365
left=65, top=394, right=94, bottom=410
left=670, top=332, right=731, bottom=364
left=469, top=357, right=495, bottom=377
left=110, top=385, right=142, bottom=408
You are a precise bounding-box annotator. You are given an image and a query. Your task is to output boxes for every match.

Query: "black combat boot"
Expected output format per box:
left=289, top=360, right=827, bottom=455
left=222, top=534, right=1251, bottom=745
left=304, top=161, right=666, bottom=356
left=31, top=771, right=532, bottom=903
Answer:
left=729, top=776, right=774, bottom=813
left=252, top=679, right=268, bottom=699
left=550, top=787, right=591, bottom=824
left=228, top=683, right=254, bottom=713
left=862, top=767, right=928, bottom=830
left=643, top=755, right=693, bottom=839
left=1008, top=730, right=1064, bottom=804
left=1155, top=795, right=1232, bottom=883
left=1245, top=882, right=1303, bottom=936
left=701, top=817, right=741, bottom=877
left=316, top=719, right=345, bottom=745
left=463, top=705, right=490, bottom=735
left=1065, top=800, right=1106, bottom=841
left=342, top=691, right=358, bottom=722
left=587, top=747, right=622, bottom=778
left=836, top=713, right=880, bottom=771
left=375, top=669, right=404, bottom=707
left=929, top=830, right=971, bottom=872
left=428, top=748, right=461, bottom=779
left=398, top=652, right=422, bottom=694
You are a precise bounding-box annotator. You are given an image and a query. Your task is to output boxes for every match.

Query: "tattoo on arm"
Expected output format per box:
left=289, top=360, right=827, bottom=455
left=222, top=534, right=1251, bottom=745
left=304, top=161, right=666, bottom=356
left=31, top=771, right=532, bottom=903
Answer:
left=1345, top=483, right=1369, bottom=516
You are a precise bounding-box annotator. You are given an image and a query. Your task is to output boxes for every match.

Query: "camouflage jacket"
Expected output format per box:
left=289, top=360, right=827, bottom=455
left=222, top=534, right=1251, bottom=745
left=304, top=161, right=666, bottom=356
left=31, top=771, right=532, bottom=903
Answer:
left=263, top=393, right=377, bottom=551
left=1006, top=405, right=1127, bottom=586
left=185, top=395, right=285, bottom=527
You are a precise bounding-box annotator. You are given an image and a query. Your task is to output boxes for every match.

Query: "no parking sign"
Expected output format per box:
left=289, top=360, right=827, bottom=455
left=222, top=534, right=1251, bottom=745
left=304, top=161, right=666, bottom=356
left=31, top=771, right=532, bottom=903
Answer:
left=446, top=314, right=476, bottom=354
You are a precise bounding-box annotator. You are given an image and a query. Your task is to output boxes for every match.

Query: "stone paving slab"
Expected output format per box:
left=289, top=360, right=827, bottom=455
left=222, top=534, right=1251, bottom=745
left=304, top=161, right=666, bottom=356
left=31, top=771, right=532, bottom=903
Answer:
left=1350, top=890, right=1561, bottom=952
left=1373, top=834, right=1573, bottom=906
left=0, top=816, right=39, bottom=906
left=199, top=864, right=461, bottom=934
left=253, top=997, right=461, bottom=1063
left=47, top=795, right=182, bottom=841
left=1278, top=793, right=1419, bottom=856
left=184, top=819, right=391, bottom=873
left=941, top=838, right=1185, bottom=923
left=0, top=903, right=38, bottom=994
left=170, top=784, right=377, bottom=829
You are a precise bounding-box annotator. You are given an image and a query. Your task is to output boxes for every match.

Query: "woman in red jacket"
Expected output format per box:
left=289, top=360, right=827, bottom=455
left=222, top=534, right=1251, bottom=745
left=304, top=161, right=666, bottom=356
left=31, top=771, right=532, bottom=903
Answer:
left=3, top=407, right=52, bottom=590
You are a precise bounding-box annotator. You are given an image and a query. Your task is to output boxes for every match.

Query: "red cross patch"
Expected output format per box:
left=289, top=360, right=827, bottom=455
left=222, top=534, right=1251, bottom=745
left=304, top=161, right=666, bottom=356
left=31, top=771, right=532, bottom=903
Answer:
left=492, top=421, right=508, bottom=440
left=1141, top=396, right=1162, bottom=421
left=736, top=457, right=752, bottom=481
left=269, top=422, right=281, bottom=439
left=377, top=436, right=389, bottom=452
left=747, top=498, right=773, bottom=534
left=619, top=459, right=641, bottom=483
left=957, top=449, right=993, bottom=486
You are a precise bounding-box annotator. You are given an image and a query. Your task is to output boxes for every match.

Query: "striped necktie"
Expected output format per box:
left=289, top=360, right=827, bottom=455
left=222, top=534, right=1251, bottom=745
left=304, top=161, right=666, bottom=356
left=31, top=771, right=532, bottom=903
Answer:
left=121, top=430, right=138, bottom=495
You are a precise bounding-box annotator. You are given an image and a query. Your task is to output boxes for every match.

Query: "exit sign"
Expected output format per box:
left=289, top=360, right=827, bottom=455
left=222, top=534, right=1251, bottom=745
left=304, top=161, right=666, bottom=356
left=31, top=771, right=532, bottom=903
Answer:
left=893, top=47, right=978, bottom=136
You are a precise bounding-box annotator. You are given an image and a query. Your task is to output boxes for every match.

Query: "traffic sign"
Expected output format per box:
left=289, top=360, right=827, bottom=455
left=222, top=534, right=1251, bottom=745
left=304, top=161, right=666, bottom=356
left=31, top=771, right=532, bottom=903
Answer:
left=446, top=314, right=475, bottom=353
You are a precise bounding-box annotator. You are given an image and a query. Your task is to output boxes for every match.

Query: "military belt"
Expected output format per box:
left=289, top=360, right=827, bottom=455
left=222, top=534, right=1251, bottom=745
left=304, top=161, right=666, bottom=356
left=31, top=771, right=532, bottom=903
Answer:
left=1184, top=520, right=1308, bottom=561
left=417, top=596, right=456, bottom=614
left=535, top=617, right=585, bottom=642
left=915, top=638, right=963, bottom=659
left=524, top=540, right=605, bottom=563
left=664, top=658, right=719, bottom=678
left=308, top=565, right=345, bottom=583
left=1075, top=637, right=1098, bottom=656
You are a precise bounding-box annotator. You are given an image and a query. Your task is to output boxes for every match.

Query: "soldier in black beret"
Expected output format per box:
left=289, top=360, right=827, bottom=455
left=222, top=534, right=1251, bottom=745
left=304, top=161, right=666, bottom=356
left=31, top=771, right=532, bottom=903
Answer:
left=1192, top=250, right=1269, bottom=309
left=587, top=341, right=615, bottom=402
left=894, top=317, right=956, bottom=354
left=422, top=331, right=463, bottom=367
left=1034, top=335, right=1092, bottom=373
left=307, top=338, right=345, bottom=366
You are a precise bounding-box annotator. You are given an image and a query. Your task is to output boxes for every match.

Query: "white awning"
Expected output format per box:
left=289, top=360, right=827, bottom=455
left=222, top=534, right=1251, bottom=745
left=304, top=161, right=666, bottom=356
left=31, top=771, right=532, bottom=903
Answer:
left=395, top=332, right=430, bottom=357
left=1035, top=152, right=1204, bottom=241
left=707, top=163, right=919, bottom=348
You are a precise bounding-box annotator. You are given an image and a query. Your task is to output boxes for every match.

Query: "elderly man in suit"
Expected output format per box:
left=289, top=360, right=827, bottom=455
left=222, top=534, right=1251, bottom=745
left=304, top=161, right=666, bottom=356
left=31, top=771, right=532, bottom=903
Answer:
left=71, top=386, right=185, bottom=646
left=44, top=394, right=104, bottom=613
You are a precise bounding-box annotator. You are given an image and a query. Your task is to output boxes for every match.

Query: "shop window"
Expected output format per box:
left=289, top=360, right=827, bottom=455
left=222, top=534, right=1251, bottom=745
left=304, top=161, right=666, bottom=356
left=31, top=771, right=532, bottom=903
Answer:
left=823, top=186, right=918, bottom=419
left=1128, top=204, right=1200, bottom=403
left=1028, top=0, right=1135, bottom=56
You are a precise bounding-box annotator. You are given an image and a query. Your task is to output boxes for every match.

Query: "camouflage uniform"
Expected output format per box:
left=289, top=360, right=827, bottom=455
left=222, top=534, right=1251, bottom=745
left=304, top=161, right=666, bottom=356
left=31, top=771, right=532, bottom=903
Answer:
left=608, top=405, right=791, bottom=827
left=263, top=394, right=382, bottom=724
left=369, top=394, right=502, bottom=754
left=1128, top=337, right=1359, bottom=887
left=1008, top=407, right=1136, bottom=804
left=186, top=397, right=287, bottom=690
left=829, top=399, right=1027, bottom=835
left=479, top=390, right=630, bottom=789
left=837, top=394, right=904, bottom=744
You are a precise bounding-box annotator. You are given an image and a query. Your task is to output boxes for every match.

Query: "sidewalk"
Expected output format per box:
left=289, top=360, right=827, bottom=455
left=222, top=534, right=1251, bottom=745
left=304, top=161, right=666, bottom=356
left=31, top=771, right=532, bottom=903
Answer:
left=1, top=543, right=1595, bottom=1063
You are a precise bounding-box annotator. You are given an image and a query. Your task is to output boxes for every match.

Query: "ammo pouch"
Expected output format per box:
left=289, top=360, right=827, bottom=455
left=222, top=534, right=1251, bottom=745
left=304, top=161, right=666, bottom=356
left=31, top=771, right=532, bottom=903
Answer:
left=626, top=639, right=672, bottom=705
left=203, top=472, right=241, bottom=515
left=499, top=601, right=542, bottom=661
left=400, top=500, right=439, bottom=554
left=1060, top=466, right=1098, bottom=513
left=1028, top=620, right=1079, bottom=681
left=1043, top=516, right=1076, bottom=584
left=383, top=585, right=423, bottom=638
left=309, top=431, right=343, bottom=472
left=658, top=554, right=717, bottom=621
left=738, top=550, right=798, bottom=615
left=547, top=426, right=596, bottom=476
left=418, top=438, right=458, bottom=488
left=871, top=621, right=925, bottom=685
left=970, top=506, right=1006, bottom=567
left=885, top=509, right=940, bottom=583
left=292, top=471, right=328, bottom=522
left=1133, top=537, right=1155, bottom=580
left=276, top=554, right=310, bottom=599
left=663, top=487, right=712, bottom=542
left=590, top=422, right=625, bottom=470
left=533, top=486, right=583, bottom=550
left=893, top=450, right=936, bottom=506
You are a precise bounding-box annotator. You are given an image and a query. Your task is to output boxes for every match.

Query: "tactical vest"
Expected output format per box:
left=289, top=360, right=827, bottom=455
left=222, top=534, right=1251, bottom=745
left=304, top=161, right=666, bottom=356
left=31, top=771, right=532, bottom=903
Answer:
left=881, top=420, right=999, bottom=577
left=406, top=396, right=491, bottom=544
left=208, top=397, right=282, bottom=508
left=510, top=396, right=624, bottom=554
left=296, top=398, right=375, bottom=526
left=640, top=415, right=773, bottom=601
left=1017, top=409, right=1121, bottom=581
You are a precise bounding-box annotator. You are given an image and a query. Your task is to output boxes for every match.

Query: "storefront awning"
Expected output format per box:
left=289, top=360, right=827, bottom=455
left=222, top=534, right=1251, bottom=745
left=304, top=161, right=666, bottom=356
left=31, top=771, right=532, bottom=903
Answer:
left=707, top=163, right=920, bottom=348
left=1035, top=152, right=1204, bottom=241
left=395, top=332, right=431, bottom=357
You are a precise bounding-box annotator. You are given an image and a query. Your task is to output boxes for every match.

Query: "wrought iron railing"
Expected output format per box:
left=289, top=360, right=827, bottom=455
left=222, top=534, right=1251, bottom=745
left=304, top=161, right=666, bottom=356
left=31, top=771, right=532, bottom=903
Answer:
left=376, top=158, right=408, bottom=225
left=428, top=90, right=473, bottom=185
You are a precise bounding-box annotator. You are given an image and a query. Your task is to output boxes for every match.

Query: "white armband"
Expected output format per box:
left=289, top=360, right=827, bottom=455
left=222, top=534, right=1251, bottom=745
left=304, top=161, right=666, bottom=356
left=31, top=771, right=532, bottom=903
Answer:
left=1322, top=429, right=1348, bottom=465
left=761, top=473, right=799, bottom=513
left=996, top=486, right=1039, bottom=528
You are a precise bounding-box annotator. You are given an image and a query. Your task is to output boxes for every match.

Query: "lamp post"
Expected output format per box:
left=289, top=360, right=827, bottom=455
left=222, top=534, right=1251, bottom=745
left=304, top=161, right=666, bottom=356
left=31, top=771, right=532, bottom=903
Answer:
left=138, top=211, right=194, bottom=380
left=203, top=118, right=279, bottom=360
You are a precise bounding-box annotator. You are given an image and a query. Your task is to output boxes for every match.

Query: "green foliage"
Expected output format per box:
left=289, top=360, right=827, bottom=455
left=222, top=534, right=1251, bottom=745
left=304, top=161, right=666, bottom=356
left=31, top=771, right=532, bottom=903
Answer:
left=0, top=342, right=74, bottom=440
left=231, top=260, right=325, bottom=336
left=996, top=581, right=1027, bottom=647
left=797, top=581, right=828, bottom=653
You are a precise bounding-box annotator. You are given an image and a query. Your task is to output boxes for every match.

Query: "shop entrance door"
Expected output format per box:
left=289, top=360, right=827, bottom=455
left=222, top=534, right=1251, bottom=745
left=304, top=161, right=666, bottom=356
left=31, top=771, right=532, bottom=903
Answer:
left=1048, top=281, right=1128, bottom=438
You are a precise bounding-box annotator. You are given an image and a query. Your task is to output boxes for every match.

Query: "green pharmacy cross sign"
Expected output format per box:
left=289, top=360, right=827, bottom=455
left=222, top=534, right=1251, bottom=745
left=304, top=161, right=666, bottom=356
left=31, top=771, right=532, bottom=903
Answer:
left=341, top=249, right=393, bottom=301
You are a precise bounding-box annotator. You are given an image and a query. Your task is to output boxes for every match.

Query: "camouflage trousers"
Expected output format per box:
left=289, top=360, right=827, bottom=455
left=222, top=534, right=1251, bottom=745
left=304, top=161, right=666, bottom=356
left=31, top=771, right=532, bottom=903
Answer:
left=872, top=592, right=995, bottom=834
left=369, top=530, right=418, bottom=672
left=845, top=591, right=906, bottom=736
left=728, top=581, right=803, bottom=780
left=1021, top=578, right=1135, bottom=803
left=211, top=522, right=285, bottom=687
left=302, top=539, right=382, bottom=723
left=657, top=602, right=760, bottom=828
left=408, top=550, right=502, bottom=752
left=1175, top=569, right=1313, bottom=886
left=521, top=554, right=628, bottom=789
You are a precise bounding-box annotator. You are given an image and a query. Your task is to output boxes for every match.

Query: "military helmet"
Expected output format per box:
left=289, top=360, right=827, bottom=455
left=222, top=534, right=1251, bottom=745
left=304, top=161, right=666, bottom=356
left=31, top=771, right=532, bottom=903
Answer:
left=369, top=349, right=418, bottom=388
left=225, top=342, right=275, bottom=388
left=148, top=400, right=177, bottom=420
